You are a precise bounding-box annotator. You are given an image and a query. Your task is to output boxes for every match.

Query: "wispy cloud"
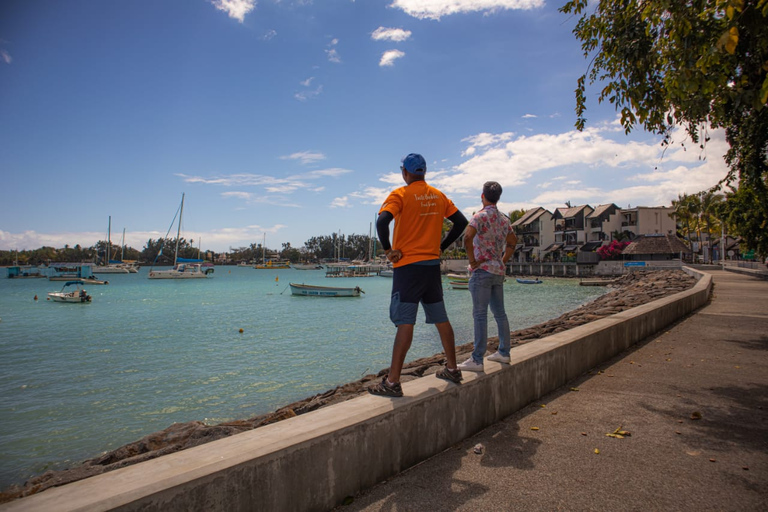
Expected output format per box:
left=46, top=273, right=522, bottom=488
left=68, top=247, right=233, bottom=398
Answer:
left=371, top=27, right=412, bottom=42
left=330, top=196, right=351, bottom=208
left=262, top=30, right=277, bottom=41
left=380, top=50, right=405, bottom=67
left=295, top=84, right=323, bottom=101
left=326, top=38, right=341, bottom=63
left=522, top=113, right=537, bottom=119
left=210, top=0, right=256, bottom=23
left=177, top=166, right=353, bottom=200
left=1, top=49, right=11, bottom=64
left=300, top=77, right=314, bottom=87
left=281, top=151, right=326, bottom=165
left=390, top=0, right=545, bottom=20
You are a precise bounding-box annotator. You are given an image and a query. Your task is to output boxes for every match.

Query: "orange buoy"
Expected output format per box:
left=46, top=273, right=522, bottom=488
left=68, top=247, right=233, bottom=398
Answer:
left=239, top=328, right=244, bottom=333
left=34, top=295, right=38, bottom=301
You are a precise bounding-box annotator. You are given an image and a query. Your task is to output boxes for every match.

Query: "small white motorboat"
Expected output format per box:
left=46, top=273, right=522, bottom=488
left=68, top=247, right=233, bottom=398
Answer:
left=289, top=283, right=364, bottom=297
left=48, top=281, right=92, bottom=303
left=291, top=263, right=324, bottom=270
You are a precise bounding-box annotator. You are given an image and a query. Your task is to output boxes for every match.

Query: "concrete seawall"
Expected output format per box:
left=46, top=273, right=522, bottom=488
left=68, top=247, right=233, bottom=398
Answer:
left=1, top=269, right=712, bottom=512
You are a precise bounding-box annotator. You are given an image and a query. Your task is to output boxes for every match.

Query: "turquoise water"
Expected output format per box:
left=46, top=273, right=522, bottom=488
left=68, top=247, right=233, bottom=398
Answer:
left=0, top=267, right=606, bottom=488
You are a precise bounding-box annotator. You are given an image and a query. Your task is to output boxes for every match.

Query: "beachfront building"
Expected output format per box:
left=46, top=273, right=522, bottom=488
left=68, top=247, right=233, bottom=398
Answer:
left=621, top=233, right=692, bottom=262
left=583, top=203, right=622, bottom=252
left=619, top=206, right=677, bottom=239
left=548, top=205, right=594, bottom=261
left=511, top=207, right=554, bottom=263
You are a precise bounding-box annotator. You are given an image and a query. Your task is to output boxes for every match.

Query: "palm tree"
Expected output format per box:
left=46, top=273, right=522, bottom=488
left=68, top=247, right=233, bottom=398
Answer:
left=671, top=193, right=694, bottom=248
left=699, top=190, right=724, bottom=263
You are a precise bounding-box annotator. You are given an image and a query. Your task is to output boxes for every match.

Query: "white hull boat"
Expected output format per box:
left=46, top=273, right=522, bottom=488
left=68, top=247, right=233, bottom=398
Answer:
left=148, top=194, right=213, bottom=280
left=291, top=263, right=324, bottom=270
left=48, top=281, right=92, bottom=303
left=289, top=283, right=364, bottom=297
left=93, top=265, right=130, bottom=274
left=149, top=263, right=212, bottom=279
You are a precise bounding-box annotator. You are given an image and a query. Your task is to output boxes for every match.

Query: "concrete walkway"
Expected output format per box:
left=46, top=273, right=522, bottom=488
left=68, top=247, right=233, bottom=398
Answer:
left=342, top=270, right=768, bottom=511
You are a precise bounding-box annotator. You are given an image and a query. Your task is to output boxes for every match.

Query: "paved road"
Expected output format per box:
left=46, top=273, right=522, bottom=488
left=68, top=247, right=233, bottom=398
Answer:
left=340, top=270, right=768, bottom=511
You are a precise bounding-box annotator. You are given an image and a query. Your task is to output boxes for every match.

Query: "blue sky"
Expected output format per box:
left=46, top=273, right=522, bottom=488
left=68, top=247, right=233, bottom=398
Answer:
left=0, top=0, right=728, bottom=253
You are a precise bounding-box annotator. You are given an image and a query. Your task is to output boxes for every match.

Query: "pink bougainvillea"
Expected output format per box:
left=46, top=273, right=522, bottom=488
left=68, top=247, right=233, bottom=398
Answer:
left=597, top=240, right=630, bottom=260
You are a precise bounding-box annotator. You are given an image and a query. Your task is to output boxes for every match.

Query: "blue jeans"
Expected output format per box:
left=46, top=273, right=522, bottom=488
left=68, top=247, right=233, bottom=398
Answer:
left=468, top=270, right=511, bottom=363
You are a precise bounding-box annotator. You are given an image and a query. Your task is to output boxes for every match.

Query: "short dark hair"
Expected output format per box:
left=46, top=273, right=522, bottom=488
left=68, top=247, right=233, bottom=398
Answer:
left=483, top=181, right=502, bottom=204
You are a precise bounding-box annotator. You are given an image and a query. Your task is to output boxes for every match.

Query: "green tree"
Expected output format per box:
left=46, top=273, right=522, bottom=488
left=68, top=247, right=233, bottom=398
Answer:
left=561, top=0, right=768, bottom=256
left=508, top=208, right=527, bottom=224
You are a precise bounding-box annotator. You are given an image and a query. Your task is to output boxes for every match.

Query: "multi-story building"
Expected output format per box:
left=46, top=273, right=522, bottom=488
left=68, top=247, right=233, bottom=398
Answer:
left=511, top=207, right=554, bottom=262
left=584, top=203, right=622, bottom=251
left=550, top=205, right=594, bottom=259
left=619, top=206, right=676, bottom=239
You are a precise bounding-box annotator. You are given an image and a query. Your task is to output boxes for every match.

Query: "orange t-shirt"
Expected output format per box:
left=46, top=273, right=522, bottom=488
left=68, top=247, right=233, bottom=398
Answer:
left=379, top=181, right=458, bottom=268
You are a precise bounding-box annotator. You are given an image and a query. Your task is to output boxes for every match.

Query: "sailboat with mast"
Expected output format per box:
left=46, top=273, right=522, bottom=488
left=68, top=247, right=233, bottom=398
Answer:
left=253, top=233, right=290, bottom=269
left=93, top=216, right=130, bottom=274
left=148, top=193, right=214, bottom=279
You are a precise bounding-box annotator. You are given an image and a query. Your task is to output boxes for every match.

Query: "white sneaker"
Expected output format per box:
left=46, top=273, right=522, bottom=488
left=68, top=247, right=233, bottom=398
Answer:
left=487, top=351, right=511, bottom=364
left=457, top=357, right=484, bottom=372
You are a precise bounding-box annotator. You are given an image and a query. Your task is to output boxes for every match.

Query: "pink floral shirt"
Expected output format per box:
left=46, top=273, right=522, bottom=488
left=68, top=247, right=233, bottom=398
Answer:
left=468, top=205, right=511, bottom=276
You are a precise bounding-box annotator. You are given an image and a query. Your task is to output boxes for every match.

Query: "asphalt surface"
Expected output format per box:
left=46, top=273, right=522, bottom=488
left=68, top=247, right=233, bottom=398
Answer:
left=339, top=269, right=768, bottom=511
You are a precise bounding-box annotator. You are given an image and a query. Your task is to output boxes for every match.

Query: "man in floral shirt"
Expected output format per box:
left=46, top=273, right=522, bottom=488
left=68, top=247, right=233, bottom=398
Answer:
left=458, top=181, right=517, bottom=372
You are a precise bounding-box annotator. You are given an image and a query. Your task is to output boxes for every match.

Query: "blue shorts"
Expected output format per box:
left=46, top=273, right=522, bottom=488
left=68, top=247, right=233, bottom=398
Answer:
left=389, top=263, right=449, bottom=326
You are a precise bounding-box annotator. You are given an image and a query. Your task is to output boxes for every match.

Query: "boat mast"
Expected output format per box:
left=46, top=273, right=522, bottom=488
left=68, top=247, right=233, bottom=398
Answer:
left=174, top=193, right=185, bottom=266
left=107, top=216, right=111, bottom=265
left=121, top=228, right=125, bottom=261
left=262, top=233, right=266, bottom=264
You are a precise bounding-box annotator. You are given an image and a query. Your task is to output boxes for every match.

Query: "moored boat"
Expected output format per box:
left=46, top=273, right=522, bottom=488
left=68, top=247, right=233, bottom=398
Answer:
left=255, top=260, right=291, bottom=269
left=516, top=278, right=543, bottom=284
left=148, top=194, right=213, bottom=280
left=47, top=281, right=92, bottom=303
left=291, top=263, right=324, bottom=270
left=289, top=283, right=364, bottom=297
left=6, top=266, right=45, bottom=279
left=46, top=263, right=108, bottom=284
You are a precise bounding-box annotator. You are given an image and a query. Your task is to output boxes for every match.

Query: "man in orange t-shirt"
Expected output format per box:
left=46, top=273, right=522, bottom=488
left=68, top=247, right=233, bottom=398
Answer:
left=368, top=153, right=468, bottom=397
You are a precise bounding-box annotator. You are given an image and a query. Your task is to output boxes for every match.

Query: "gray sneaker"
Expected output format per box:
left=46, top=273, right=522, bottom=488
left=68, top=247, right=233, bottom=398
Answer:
left=457, top=357, right=484, bottom=372
left=487, top=351, right=511, bottom=364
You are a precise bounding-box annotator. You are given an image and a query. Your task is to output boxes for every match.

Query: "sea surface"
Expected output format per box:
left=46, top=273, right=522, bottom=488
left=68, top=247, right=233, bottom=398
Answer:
left=0, top=266, right=606, bottom=488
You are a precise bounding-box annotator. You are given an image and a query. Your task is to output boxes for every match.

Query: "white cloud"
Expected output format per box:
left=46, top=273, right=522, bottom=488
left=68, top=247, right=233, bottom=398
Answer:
left=330, top=196, right=351, bottom=208
left=1, top=50, right=11, bottom=64
left=522, top=114, right=537, bottom=119
left=262, top=30, right=277, bottom=41
left=326, top=38, right=341, bottom=63
left=281, top=151, right=326, bottom=165
left=222, top=191, right=253, bottom=199
left=211, top=0, right=256, bottom=23
left=350, top=186, right=391, bottom=205
left=379, top=50, right=405, bottom=67
left=427, top=124, right=728, bottom=214
left=295, top=85, right=323, bottom=101
left=301, top=168, right=352, bottom=178
left=390, top=0, right=544, bottom=20
left=371, top=27, right=412, bottom=42
left=300, top=77, right=314, bottom=87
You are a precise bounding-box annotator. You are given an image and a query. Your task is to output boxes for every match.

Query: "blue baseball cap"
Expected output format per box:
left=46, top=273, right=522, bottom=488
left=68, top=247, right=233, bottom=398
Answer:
left=401, top=153, right=427, bottom=175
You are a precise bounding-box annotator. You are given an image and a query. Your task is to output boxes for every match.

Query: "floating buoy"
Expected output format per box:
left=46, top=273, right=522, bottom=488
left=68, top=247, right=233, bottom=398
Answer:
left=239, top=328, right=244, bottom=333
left=34, top=295, right=38, bottom=301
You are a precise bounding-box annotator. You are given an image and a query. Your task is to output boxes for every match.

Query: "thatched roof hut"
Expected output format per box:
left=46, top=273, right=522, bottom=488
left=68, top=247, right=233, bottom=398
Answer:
left=622, top=234, right=691, bottom=261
